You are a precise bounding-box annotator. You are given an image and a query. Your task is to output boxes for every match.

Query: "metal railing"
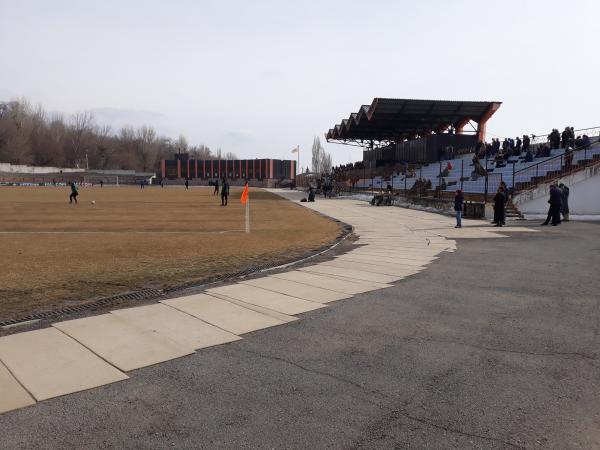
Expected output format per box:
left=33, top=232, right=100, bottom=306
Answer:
left=512, top=140, right=600, bottom=193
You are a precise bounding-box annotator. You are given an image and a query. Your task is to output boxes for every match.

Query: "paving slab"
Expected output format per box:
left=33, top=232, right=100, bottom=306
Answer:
left=300, top=265, right=400, bottom=284
left=0, top=361, right=36, bottom=414
left=272, top=271, right=392, bottom=295
left=342, top=251, right=433, bottom=263
left=206, top=284, right=326, bottom=316
left=335, top=254, right=433, bottom=265
left=162, top=294, right=287, bottom=335
left=111, top=304, right=241, bottom=350
left=54, top=314, right=194, bottom=372
left=336, top=256, right=430, bottom=268
left=0, top=328, right=128, bottom=401
left=199, top=294, right=299, bottom=324
left=319, top=259, right=422, bottom=277
left=241, top=277, right=351, bottom=303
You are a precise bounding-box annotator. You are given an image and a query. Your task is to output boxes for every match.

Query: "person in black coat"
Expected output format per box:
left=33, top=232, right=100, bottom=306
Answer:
left=542, top=184, right=562, bottom=226
left=493, top=187, right=506, bottom=227
left=454, top=189, right=464, bottom=228
left=220, top=178, right=229, bottom=206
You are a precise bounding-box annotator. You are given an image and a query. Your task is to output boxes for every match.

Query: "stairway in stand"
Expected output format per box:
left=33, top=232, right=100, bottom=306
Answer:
left=506, top=198, right=524, bottom=219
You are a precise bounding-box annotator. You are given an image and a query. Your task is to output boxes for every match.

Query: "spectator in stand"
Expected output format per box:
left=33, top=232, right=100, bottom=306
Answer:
left=492, top=186, right=506, bottom=227
left=564, top=147, right=574, bottom=171
left=582, top=134, right=590, bottom=147
left=561, top=127, right=570, bottom=149
left=575, top=136, right=583, bottom=147
left=569, top=127, right=575, bottom=147
left=559, top=183, right=570, bottom=222
left=524, top=148, right=534, bottom=162
left=454, top=189, right=464, bottom=228
left=541, top=184, right=562, bottom=226
left=538, top=144, right=551, bottom=158
left=502, top=138, right=509, bottom=152
left=485, top=142, right=493, bottom=158
left=522, top=135, right=530, bottom=152
left=495, top=152, right=506, bottom=168
left=493, top=138, right=501, bottom=154
left=549, top=129, right=561, bottom=149
left=515, top=136, right=522, bottom=155
left=438, top=161, right=452, bottom=178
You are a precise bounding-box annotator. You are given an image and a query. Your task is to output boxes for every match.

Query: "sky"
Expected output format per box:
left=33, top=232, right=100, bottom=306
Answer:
left=1, top=0, right=599, bottom=169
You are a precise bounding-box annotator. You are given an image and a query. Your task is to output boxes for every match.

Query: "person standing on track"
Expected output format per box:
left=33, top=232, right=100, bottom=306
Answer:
left=185, top=178, right=189, bottom=190
left=542, top=184, right=562, bottom=226
left=213, top=178, right=219, bottom=195
left=454, top=189, right=464, bottom=228
left=221, top=178, right=229, bottom=206
left=69, top=182, right=79, bottom=204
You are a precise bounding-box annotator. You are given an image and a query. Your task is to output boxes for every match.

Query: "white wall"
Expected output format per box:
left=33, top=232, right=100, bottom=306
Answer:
left=0, top=163, right=83, bottom=174
left=516, top=165, right=600, bottom=220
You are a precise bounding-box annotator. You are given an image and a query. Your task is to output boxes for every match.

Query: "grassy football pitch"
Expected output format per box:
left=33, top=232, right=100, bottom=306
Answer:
left=0, top=186, right=342, bottom=319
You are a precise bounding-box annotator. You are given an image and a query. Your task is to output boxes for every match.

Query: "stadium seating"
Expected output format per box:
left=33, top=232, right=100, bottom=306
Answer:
left=354, top=140, right=600, bottom=194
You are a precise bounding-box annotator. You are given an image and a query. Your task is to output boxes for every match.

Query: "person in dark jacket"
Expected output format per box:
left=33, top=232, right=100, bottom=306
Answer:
left=522, top=135, right=530, bottom=152
left=559, top=183, right=570, bottom=221
left=454, top=189, right=464, bottom=228
left=69, top=182, right=79, bottom=204
left=213, top=178, right=219, bottom=195
left=542, top=184, right=562, bottom=225
left=220, top=178, right=229, bottom=206
left=493, top=187, right=506, bottom=226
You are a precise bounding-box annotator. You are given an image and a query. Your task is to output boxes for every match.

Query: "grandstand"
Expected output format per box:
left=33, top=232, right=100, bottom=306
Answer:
left=351, top=135, right=600, bottom=195
left=327, top=98, right=600, bottom=203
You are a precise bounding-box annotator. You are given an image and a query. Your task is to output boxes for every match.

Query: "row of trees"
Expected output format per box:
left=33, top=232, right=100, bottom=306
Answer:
left=310, top=136, right=332, bottom=174
left=0, top=98, right=236, bottom=172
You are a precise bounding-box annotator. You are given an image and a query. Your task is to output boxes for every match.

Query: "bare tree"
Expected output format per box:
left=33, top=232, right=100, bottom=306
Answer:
left=69, top=111, right=94, bottom=167
left=320, top=150, right=332, bottom=174
left=136, top=125, right=157, bottom=171
left=311, top=136, right=322, bottom=173
left=224, top=151, right=238, bottom=160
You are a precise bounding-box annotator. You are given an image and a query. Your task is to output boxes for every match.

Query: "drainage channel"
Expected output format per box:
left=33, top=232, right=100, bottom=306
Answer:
left=0, top=223, right=353, bottom=330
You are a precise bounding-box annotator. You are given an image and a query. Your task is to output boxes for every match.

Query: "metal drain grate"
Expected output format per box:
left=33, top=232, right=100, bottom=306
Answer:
left=1, top=222, right=354, bottom=329
left=0, top=288, right=163, bottom=328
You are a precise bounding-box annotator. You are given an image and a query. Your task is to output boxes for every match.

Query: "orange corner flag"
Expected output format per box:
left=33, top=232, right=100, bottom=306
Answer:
left=241, top=182, right=249, bottom=204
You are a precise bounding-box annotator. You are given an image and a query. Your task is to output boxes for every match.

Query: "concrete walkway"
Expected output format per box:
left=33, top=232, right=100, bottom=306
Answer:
left=0, top=193, right=534, bottom=417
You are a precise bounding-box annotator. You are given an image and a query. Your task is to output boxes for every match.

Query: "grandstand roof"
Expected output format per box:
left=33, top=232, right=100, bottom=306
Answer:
left=326, top=98, right=501, bottom=146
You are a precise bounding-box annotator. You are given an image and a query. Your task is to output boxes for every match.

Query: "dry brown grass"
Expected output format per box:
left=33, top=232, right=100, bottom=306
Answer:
left=0, top=186, right=341, bottom=318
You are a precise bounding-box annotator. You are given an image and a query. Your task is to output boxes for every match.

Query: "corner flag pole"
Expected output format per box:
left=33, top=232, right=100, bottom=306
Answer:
left=241, top=182, right=250, bottom=233
left=245, top=197, right=250, bottom=234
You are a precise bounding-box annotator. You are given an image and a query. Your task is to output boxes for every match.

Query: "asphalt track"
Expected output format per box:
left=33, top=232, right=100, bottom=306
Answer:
left=1, top=214, right=599, bottom=449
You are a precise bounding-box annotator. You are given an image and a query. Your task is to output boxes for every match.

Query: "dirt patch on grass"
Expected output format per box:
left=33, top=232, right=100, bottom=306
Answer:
left=0, top=186, right=342, bottom=319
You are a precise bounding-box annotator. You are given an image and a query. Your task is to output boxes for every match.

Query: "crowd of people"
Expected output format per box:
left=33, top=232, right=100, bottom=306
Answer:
left=472, top=128, right=591, bottom=169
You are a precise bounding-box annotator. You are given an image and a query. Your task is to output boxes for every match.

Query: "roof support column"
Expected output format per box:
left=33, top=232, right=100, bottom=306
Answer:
left=476, top=103, right=501, bottom=142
